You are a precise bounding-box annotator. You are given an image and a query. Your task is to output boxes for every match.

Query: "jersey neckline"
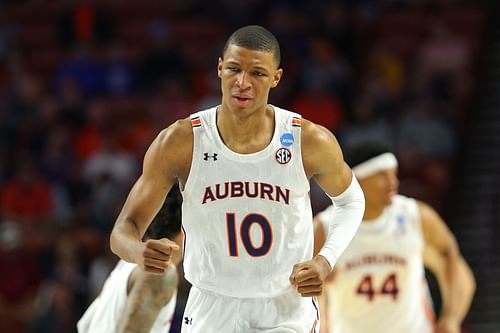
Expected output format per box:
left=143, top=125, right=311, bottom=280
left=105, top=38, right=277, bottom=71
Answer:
left=211, top=105, right=281, bottom=161
left=359, top=206, right=391, bottom=233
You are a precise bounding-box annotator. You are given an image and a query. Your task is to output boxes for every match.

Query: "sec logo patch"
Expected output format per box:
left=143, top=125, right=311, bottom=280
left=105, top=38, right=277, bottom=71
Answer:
left=276, top=148, right=292, bottom=164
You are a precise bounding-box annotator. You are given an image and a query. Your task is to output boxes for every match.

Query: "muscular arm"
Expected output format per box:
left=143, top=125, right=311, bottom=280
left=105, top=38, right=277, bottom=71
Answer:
left=302, top=121, right=353, bottom=197
left=303, top=120, right=364, bottom=268
left=110, top=119, right=192, bottom=273
left=289, top=120, right=364, bottom=297
left=423, top=245, right=476, bottom=324
left=116, top=264, right=179, bottom=333
left=419, top=201, right=474, bottom=332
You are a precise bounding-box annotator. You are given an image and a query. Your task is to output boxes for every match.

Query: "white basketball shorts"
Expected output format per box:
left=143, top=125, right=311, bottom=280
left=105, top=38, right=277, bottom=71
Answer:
left=181, top=286, right=320, bottom=333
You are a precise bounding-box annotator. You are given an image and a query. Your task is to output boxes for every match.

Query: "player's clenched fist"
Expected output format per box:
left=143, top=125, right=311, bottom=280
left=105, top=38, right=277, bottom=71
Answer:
left=134, top=238, right=180, bottom=274
left=289, top=255, right=331, bottom=297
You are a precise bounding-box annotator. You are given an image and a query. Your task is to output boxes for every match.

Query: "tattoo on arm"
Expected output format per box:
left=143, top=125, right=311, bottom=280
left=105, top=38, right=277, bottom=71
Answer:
left=117, top=268, right=178, bottom=333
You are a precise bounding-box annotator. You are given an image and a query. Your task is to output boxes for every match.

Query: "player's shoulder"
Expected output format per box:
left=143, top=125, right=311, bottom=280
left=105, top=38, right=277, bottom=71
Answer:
left=390, top=195, right=423, bottom=228
left=391, top=194, right=418, bottom=212
left=148, top=118, right=193, bottom=163
left=414, top=198, right=440, bottom=223
left=300, top=118, right=337, bottom=147
left=157, top=118, right=193, bottom=146
left=271, top=106, right=330, bottom=139
left=299, top=117, right=342, bottom=165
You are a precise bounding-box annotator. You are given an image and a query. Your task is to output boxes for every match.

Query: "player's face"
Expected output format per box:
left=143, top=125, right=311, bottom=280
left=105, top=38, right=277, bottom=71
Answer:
left=360, top=168, right=399, bottom=208
left=218, top=44, right=282, bottom=117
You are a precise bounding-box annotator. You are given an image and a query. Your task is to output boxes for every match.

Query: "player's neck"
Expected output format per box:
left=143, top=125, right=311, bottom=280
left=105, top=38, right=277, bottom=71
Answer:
left=363, top=205, right=385, bottom=222
left=217, top=105, right=275, bottom=153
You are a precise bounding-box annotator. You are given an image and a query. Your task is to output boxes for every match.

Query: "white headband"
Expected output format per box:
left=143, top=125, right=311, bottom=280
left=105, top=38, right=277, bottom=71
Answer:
left=352, top=153, right=398, bottom=179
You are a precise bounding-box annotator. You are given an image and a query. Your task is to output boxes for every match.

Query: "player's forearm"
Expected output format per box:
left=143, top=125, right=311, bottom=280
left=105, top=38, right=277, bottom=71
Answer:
left=450, top=257, right=476, bottom=322
left=117, top=267, right=178, bottom=333
left=116, top=293, right=161, bottom=333
left=440, top=247, right=463, bottom=322
left=318, top=176, right=365, bottom=269
left=110, top=218, right=143, bottom=263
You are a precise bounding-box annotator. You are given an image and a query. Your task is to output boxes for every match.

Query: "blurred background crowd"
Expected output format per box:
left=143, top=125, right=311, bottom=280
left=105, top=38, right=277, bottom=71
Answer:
left=0, top=0, right=498, bottom=332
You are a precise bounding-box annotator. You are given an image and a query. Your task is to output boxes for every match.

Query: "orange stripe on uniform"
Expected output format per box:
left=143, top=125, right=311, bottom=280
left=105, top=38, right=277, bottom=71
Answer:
left=191, top=118, right=201, bottom=127
left=310, top=297, right=320, bottom=333
left=309, top=319, right=318, bottom=333
left=292, top=118, right=301, bottom=125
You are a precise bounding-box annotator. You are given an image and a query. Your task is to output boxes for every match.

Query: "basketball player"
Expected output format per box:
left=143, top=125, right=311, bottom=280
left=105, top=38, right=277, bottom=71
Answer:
left=314, top=142, right=475, bottom=333
left=109, top=25, right=365, bottom=332
left=77, top=185, right=182, bottom=333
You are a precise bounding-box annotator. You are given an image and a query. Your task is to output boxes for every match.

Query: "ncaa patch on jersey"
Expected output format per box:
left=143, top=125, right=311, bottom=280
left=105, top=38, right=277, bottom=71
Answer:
left=280, top=133, right=294, bottom=147
left=276, top=148, right=292, bottom=164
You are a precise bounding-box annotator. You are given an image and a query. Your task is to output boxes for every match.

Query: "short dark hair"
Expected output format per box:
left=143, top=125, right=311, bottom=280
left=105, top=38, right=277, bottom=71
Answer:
left=144, top=183, right=182, bottom=240
left=344, top=142, right=394, bottom=168
left=222, top=25, right=281, bottom=67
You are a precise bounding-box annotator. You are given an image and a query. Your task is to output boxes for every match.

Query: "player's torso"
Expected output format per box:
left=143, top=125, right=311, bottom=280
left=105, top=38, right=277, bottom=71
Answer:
left=181, top=106, right=312, bottom=298
left=328, top=195, right=434, bottom=333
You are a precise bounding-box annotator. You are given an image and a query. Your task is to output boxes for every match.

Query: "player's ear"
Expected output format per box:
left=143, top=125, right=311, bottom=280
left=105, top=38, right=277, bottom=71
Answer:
left=217, top=57, right=223, bottom=78
left=271, top=68, right=283, bottom=88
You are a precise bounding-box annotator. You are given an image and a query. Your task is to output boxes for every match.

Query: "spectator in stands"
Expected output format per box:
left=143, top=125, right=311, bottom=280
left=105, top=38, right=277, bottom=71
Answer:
left=58, top=0, right=114, bottom=49
left=30, top=229, right=89, bottom=333
left=0, top=222, right=42, bottom=333
left=53, top=45, right=106, bottom=97
left=1, top=157, right=54, bottom=231
left=103, top=42, right=136, bottom=97
left=396, top=97, right=458, bottom=159
left=339, top=94, right=395, bottom=150
left=138, top=20, right=189, bottom=92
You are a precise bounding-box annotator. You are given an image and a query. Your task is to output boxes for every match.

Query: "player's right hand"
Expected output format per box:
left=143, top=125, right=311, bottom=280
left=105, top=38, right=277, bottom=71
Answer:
left=134, top=238, right=180, bottom=274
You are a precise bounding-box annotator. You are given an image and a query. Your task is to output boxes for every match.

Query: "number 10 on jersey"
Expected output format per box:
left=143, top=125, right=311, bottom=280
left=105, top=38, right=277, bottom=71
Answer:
left=226, top=213, right=273, bottom=257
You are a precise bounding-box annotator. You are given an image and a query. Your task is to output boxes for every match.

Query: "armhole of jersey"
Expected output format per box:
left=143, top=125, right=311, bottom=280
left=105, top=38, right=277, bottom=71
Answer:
left=181, top=113, right=202, bottom=195
left=291, top=114, right=310, bottom=191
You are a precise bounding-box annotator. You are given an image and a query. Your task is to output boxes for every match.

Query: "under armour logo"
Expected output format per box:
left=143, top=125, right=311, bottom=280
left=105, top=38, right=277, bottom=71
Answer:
left=203, top=152, right=218, bottom=161
left=184, top=316, right=193, bottom=325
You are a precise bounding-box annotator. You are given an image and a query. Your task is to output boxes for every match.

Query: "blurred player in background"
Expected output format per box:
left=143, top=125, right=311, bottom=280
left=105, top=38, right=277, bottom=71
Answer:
left=314, top=142, right=475, bottom=333
left=109, top=25, right=365, bottom=332
left=77, top=184, right=182, bottom=333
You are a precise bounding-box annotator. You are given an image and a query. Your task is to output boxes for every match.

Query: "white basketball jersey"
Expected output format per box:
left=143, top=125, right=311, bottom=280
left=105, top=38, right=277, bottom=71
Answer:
left=318, top=195, right=434, bottom=333
left=77, top=260, right=176, bottom=333
left=181, top=106, right=312, bottom=298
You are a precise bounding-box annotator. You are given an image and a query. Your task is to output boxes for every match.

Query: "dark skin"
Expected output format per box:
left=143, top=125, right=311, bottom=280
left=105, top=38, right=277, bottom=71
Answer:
left=110, top=43, right=356, bottom=297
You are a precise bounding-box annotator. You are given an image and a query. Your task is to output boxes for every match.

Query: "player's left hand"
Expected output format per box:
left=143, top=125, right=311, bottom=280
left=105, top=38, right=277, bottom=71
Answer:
left=435, top=315, right=461, bottom=333
left=289, top=255, right=331, bottom=297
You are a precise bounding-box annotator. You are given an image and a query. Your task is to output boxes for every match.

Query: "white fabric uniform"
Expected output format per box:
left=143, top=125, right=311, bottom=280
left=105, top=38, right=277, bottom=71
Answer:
left=318, top=195, right=434, bottom=333
left=77, top=260, right=177, bottom=333
left=181, top=106, right=319, bottom=332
